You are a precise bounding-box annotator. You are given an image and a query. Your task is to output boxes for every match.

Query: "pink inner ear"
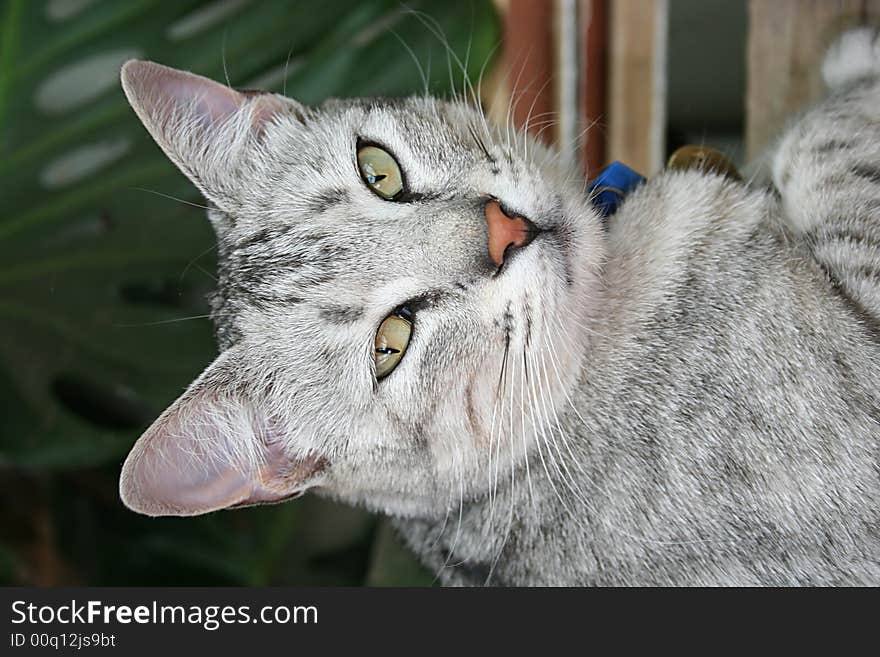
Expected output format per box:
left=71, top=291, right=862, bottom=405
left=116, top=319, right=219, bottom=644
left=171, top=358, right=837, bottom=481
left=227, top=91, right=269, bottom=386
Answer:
left=121, top=60, right=245, bottom=132
left=119, top=385, right=326, bottom=517
left=121, top=60, right=295, bottom=140
left=123, top=421, right=252, bottom=515
left=166, top=74, right=242, bottom=128
left=233, top=452, right=329, bottom=508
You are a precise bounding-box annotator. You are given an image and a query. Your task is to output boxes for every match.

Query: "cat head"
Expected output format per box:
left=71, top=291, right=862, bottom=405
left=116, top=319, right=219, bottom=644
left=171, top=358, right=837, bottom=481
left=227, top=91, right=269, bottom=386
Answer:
left=118, top=60, right=604, bottom=518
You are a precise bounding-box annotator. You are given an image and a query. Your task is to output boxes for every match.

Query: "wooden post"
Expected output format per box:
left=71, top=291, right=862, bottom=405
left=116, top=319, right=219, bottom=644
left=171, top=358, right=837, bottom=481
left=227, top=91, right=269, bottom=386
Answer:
left=499, top=0, right=556, bottom=141
left=607, top=0, right=669, bottom=175
left=580, top=0, right=607, bottom=175
left=746, top=0, right=880, bottom=160
left=485, top=0, right=609, bottom=175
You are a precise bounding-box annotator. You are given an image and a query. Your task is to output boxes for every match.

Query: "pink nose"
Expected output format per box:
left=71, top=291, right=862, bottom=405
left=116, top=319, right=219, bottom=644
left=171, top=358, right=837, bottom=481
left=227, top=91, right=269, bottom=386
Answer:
left=485, top=200, right=533, bottom=268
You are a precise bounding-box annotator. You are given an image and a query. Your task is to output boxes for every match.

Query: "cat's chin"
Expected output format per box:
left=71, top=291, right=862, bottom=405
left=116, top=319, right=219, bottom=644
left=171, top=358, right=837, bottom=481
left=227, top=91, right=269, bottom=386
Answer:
left=312, top=484, right=454, bottom=521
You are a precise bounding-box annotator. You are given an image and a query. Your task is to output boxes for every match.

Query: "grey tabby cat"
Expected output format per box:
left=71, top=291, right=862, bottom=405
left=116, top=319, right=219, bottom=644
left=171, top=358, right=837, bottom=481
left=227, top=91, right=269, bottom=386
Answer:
left=118, top=29, right=880, bottom=585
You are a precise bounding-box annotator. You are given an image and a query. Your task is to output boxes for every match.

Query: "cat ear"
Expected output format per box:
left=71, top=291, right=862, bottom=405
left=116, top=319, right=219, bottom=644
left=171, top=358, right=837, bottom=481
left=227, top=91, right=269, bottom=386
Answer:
left=120, top=59, right=303, bottom=208
left=120, top=352, right=326, bottom=517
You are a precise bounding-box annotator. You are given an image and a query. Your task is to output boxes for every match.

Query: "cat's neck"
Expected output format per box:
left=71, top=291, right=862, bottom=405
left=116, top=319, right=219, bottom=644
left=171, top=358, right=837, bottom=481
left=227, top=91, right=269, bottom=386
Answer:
left=391, top=392, right=602, bottom=585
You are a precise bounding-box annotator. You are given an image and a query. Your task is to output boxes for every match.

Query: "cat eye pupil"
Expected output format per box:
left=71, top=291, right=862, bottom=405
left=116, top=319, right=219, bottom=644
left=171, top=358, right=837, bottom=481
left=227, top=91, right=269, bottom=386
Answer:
left=374, top=309, right=413, bottom=380
left=357, top=144, right=404, bottom=200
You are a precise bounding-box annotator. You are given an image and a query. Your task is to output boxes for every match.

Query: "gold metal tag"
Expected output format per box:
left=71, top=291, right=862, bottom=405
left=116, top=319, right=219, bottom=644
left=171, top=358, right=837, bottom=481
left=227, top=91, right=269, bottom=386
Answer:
left=666, top=145, right=741, bottom=181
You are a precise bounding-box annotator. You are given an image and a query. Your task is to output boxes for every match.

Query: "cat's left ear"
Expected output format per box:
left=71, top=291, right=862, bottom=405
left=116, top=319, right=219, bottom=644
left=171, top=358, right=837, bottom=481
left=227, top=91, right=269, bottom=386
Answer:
left=119, top=349, right=327, bottom=516
left=120, top=60, right=304, bottom=209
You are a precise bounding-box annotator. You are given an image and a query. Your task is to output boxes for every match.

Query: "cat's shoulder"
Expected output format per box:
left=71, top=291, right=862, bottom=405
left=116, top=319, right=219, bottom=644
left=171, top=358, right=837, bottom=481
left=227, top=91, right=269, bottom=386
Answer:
left=607, top=168, right=771, bottom=261
left=598, top=169, right=776, bottom=317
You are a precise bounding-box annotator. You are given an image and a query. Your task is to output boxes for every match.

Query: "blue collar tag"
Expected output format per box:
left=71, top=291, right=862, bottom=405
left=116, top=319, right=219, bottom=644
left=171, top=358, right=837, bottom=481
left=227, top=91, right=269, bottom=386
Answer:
left=587, top=161, right=645, bottom=219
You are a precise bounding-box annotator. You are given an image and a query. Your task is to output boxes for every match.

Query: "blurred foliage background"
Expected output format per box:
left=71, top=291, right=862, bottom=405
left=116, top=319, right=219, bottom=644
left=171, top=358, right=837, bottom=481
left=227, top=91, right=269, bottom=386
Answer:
left=0, top=0, right=498, bottom=586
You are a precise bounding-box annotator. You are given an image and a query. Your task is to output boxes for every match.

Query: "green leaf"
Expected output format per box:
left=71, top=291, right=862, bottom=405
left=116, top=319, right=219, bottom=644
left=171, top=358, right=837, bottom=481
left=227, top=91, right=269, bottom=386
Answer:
left=0, top=540, right=18, bottom=584
left=366, top=519, right=434, bottom=586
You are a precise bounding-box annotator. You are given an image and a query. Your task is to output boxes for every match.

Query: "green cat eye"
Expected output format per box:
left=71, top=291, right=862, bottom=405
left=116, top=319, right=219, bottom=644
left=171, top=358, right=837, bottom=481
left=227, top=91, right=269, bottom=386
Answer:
left=357, top=145, right=404, bottom=200
left=375, top=312, right=412, bottom=379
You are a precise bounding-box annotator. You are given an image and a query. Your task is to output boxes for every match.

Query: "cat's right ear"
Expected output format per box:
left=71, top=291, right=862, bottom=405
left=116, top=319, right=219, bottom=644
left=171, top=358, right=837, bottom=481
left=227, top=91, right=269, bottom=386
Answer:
left=120, top=60, right=304, bottom=209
